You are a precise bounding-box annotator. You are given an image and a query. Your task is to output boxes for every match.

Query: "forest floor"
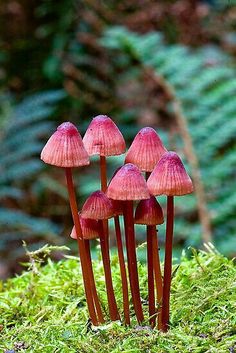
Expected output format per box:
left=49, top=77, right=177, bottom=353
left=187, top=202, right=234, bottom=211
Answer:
left=0, top=245, right=235, bottom=353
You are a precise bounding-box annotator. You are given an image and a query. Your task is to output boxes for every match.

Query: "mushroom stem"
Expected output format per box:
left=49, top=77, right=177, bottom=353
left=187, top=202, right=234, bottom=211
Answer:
left=124, top=200, right=144, bottom=323
left=99, top=155, right=119, bottom=320
left=114, top=215, right=130, bottom=325
left=100, top=156, right=107, bottom=192
left=99, top=155, right=109, bottom=252
left=65, top=168, right=98, bottom=325
left=98, top=219, right=120, bottom=321
left=162, top=195, right=174, bottom=332
left=84, top=239, right=105, bottom=323
left=147, top=226, right=156, bottom=327
left=152, top=227, right=163, bottom=329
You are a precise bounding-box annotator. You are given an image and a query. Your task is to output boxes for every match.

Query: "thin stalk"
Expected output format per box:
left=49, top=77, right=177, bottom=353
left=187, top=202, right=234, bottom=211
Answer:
left=152, top=227, right=163, bottom=329
left=100, top=155, right=107, bottom=192
left=98, top=220, right=120, bottom=321
left=100, top=155, right=109, bottom=244
left=124, top=200, right=144, bottom=323
left=147, top=226, right=156, bottom=327
left=162, top=195, right=174, bottom=332
left=65, top=168, right=98, bottom=325
left=84, top=240, right=105, bottom=323
left=114, top=215, right=130, bottom=325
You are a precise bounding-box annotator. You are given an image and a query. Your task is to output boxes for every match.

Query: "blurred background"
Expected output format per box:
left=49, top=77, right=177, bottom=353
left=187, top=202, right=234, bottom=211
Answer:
left=0, top=0, right=236, bottom=278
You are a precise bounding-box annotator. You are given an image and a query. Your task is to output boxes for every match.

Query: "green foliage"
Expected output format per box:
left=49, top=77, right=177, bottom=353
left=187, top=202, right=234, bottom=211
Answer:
left=0, top=245, right=235, bottom=352
left=100, top=27, right=236, bottom=256
left=0, top=90, right=66, bottom=262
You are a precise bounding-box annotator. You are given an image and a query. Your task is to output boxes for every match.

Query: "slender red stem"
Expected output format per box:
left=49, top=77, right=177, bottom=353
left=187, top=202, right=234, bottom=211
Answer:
left=98, top=220, right=120, bottom=321
left=114, top=215, right=130, bottom=325
left=65, top=168, right=98, bottom=325
left=100, top=155, right=107, bottom=192
left=84, top=240, right=105, bottom=323
left=99, top=154, right=120, bottom=320
left=99, top=155, right=109, bottom=246
left=123, top=200, right=144, bottom=323
left=162, top=195, right=174, bottom=332
left=147, top=226, right=156, bottom=327
left=152, top=227, right=163, bottom=329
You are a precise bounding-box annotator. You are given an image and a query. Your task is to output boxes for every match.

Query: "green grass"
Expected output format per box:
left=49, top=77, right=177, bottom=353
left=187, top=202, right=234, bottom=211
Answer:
left=0, top=244, right=235, bottom=353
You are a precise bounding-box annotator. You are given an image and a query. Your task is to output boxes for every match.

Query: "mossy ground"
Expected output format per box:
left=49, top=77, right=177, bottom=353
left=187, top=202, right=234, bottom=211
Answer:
left=0, top=245, right=235, bottom=353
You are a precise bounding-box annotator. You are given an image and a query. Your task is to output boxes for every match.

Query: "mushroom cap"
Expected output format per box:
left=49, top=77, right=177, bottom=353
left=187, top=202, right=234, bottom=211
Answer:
left=135, top=196, right=164, bottom=225
left=147, top=151, right=194, bottom=196
left=83, top=115, right=126, bottom=156
left=106, top=163, right=150, bottom=200
left=81, top=190, right=114, bottom=220
left=41, top=122, right=90, bottom=167
left=70, top=215, right=99, bottom=240
left=125, top=127, right=167, bottom=172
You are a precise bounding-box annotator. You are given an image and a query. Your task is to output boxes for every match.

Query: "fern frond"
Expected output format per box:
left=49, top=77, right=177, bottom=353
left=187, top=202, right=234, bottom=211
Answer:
left=102, top=26, right=236, bottom=255
left=0, top=90, right=65, bottom=257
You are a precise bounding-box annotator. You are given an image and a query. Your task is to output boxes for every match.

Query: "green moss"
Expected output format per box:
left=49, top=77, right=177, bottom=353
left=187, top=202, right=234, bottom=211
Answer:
left=0, top=245, right=235, bottom=353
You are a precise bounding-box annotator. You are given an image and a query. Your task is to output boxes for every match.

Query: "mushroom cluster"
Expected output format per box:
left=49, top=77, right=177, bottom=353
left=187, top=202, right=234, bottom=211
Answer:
left=41, top=116, right=193, bottom=331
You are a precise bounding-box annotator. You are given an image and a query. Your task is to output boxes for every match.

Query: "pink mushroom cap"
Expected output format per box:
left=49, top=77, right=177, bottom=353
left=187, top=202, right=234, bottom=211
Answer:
left=147, top=151, right=194, bottom=196
left=41, top=122, right=90, bottom=167
left=125, top=127, right=167, bottom=172
left=106, top=163, right=150, bottom=200
left=70, top=215, right=99, bottom=240
left=135, top=196, right=164, bottom=225
left=81, top=190, right=114, bottom=220
left=83, top=115, right=126, bottom=156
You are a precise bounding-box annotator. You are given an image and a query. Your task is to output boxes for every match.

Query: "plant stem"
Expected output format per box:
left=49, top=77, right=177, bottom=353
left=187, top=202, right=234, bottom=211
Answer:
left=84, top=240, right=105, bottom=323
left=98, top=220, right=120, bottom=321
left=114, top=215, right=130, bottom=325
left=65, top=168, right=98, bottom=325
left=147, top=226, right=156, bottom=327
left=152, top=227, right=163, bottom=329
left=124, top=200, right=144, bottom=323
left=162, top=195, right=174, bottom=332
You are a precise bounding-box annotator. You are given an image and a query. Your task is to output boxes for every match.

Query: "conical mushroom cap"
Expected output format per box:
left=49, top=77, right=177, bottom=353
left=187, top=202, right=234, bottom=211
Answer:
left=41, top=122, right=90, bottom=167
left=83, top=115, right=126, bottom=156
left=106, top=163, right=150, bottom=200
left=81, top=190, right=114, bottom=220
left=70, top=215, right=99, bottom=240
left=135, top=196, right=164, bottom=225
left=147, top=151, right=194, bottom=196
left=125, top=127, right=167, bottom=172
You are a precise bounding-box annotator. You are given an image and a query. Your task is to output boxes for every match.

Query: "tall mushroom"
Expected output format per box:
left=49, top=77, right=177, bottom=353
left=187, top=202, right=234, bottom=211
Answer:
left=147, top=151, right=193, bottom=331
left=125, top=126, right=167, bottom=324
left=41, top=122, right=99, bottom=325
left=135, top=196, right=164, bottom=328
left=107, top=163, right=149, bottom=323
left=83, top=115, right=126, bottom=303
left=82, top=190, right=120, bottom=321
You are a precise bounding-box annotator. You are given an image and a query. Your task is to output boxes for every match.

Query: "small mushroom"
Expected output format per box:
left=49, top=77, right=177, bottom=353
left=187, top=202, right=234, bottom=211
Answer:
left=70, top=214, right=105, bottom=323
left=82, top=191, right=120, bottom=322
left=147, top=151, right=193, bottom=331
left=40, top=122, right=99, bottom=325
left=107, top=163, right=149, bottom=324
